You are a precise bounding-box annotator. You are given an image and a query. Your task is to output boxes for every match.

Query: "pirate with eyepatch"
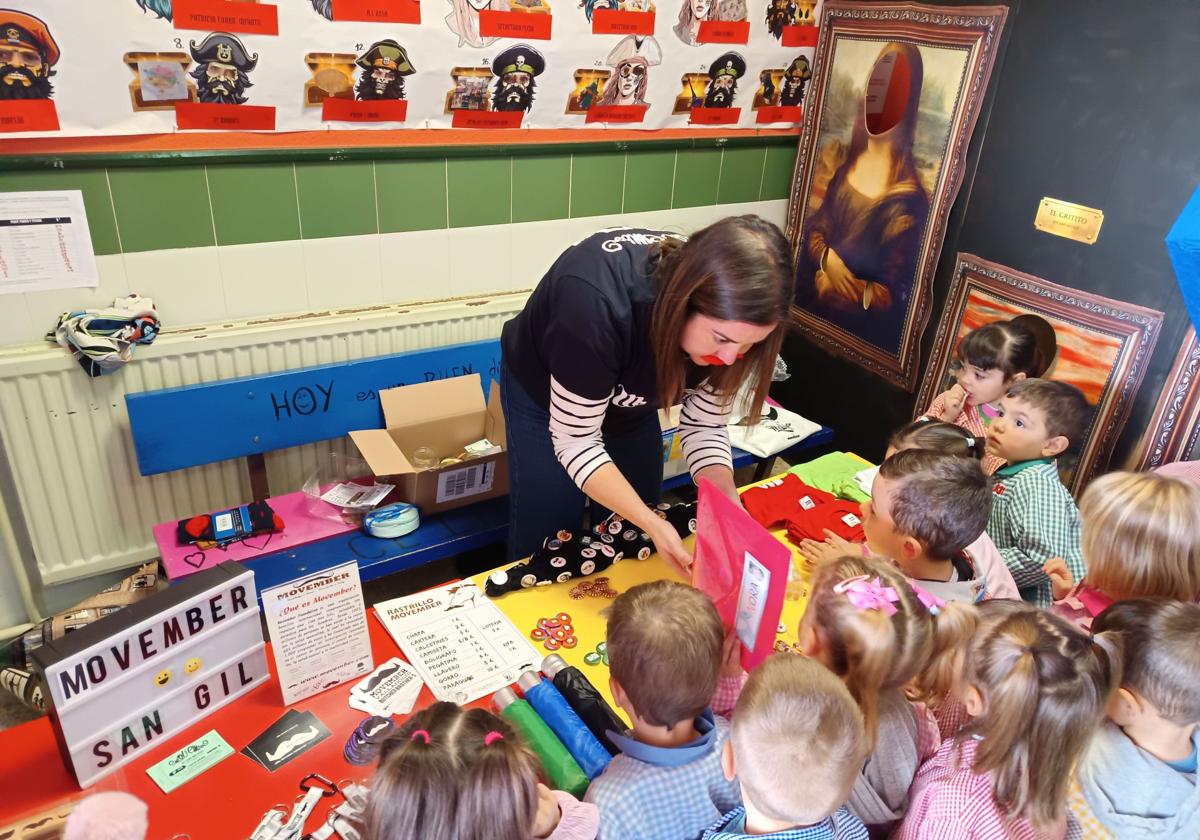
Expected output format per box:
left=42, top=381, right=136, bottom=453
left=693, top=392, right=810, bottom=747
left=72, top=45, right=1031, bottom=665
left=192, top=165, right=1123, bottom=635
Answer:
left=703, top=51, right=745, bottom=108
left=355, top=40, right=415, bottom=101
left=491, top=44, right=544, bottom=113
left=597, top=34, right=661, bottom=108
left=189, top=32, right=257, bottom=105
left=0, top=10, right=59, bottom=100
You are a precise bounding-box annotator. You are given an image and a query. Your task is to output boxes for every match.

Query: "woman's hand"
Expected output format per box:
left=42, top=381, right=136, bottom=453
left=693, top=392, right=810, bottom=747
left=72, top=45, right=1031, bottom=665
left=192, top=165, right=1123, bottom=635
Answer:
left=531, top=784, right=562, bottom=839
left=647, top=515, right=693, bottom=574
left=937, top=384, right=967, bottom=421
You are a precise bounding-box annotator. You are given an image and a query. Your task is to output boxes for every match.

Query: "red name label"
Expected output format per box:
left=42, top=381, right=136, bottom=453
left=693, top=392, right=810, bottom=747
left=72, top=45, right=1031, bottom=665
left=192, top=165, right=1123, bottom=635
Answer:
left=689, top=106, right=741, bottom=125
left=479, top=10, right=553, bottom=39
left=451, top=109, right=524, bottom=129
left=781, top=24, right=819, bottom=47
left=697, top=19, right=749, bottom=43
left=755, top=105, right=802, bottom=124
left=331, top=0, right=420, bottom=23
left=176, top=101, right=277, bottom=130
left=173, top=0, right=280, bottom=34
left=585, top=104, right=649, bottom=124
left=322, top=97, right=408, bottom=122
left=0, top=99, right=59, bottom=133
left=591, top=9, right=655, bottom=34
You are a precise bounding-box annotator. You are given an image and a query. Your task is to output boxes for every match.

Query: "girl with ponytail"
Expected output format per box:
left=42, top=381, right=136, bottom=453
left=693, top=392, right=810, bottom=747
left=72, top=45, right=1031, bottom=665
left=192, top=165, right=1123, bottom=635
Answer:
left=797, top=555, right=938, bottom=835
left=898, top=600, right=1116, bottom=839
left=364, top=702, right=599, bottom=840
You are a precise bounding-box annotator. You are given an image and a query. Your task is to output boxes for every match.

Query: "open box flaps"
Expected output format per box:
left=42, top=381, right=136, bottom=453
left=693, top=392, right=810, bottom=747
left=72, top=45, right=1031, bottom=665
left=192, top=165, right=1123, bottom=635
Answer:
left=349, top=374, right=508, bottom=514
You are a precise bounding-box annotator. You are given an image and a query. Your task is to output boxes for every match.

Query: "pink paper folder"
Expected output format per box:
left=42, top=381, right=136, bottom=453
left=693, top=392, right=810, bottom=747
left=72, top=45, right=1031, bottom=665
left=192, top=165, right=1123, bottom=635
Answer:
left=155, top=490, right=358, bottom=581
left=692, top=479, right=791, bottom=671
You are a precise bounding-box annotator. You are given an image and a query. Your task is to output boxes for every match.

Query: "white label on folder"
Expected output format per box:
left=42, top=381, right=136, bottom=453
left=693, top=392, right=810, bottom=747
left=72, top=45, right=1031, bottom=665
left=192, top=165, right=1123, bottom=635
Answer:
left=735, top=551, right=771, bottom=653
left=436, top=462, right=495, bottom=503
left=842, top=513, right=861, bottom=527
left=799, top=495, right=815, bottom=510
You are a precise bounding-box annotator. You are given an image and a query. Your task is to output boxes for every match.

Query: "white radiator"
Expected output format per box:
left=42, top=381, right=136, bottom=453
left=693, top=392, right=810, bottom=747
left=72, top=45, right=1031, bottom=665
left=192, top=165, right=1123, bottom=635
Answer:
left=0, top=292, right=530, bottom=588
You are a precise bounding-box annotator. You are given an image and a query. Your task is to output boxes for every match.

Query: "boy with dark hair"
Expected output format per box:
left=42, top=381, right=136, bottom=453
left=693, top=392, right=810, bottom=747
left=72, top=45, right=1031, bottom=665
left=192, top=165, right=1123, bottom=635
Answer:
left=859, top=449, right=996, bottom=603
left=985, top=378, right=1090, bottom=606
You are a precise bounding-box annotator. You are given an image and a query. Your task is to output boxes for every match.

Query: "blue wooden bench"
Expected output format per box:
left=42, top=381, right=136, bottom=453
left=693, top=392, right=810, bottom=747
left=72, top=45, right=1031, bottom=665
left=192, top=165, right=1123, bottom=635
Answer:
left=126, top=339, right=832, bottom=587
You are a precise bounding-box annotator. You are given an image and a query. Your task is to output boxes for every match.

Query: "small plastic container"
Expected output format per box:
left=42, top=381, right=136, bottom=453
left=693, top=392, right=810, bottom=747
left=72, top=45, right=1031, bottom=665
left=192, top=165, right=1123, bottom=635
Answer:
left=301, top=450, right=390, bottom=523
left=410, top=446, right=439, bottom=470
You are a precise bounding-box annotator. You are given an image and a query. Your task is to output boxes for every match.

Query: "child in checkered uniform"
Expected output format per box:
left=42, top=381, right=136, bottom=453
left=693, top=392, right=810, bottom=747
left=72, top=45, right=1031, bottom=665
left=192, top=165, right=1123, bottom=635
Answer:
left=1045, top=470, right=1200, bottom=631
left=897, top=600, right=1114, bottom=839
left=584, top=581, right=745, bottom=840
left=702, top=655, right=869, bottom=839
left=984, top=378, right=1090, bottom=607
left=1069, top=600, right=1200, bottom=838
left=797, top=556, right=940, bottom=836
left=798, top=420, right=1022, bottom=602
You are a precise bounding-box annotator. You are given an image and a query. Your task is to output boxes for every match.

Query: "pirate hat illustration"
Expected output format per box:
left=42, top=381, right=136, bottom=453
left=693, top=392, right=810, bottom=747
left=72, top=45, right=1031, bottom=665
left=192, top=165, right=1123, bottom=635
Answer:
left=1, top=10, right=59, bottom=67
left=786, top=55, right=810, bottom=76
left=492, top=44, right=545, bottom=78
left=708, top=52, right=746, bottom=81
left=605, top=35, right=662, bottom=69
left=356, top=39, right=415, bottom=75
left=189, top=32, right=258, bottom=72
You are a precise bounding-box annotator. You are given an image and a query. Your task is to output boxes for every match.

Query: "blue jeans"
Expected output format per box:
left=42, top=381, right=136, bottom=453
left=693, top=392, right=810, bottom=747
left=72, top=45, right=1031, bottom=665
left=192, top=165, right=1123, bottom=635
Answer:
left=500, top=362, right=663, bottom=562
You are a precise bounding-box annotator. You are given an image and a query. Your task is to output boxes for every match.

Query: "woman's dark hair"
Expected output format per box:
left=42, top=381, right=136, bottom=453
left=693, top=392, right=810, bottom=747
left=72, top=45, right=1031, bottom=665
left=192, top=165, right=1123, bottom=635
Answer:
left=649, top=215, right=795, bottom=421
left=363, top=702, right=539, bottom=840
left=889, top=418, right=984, bottom=460
left=955, top=314, right=1058, bottom=381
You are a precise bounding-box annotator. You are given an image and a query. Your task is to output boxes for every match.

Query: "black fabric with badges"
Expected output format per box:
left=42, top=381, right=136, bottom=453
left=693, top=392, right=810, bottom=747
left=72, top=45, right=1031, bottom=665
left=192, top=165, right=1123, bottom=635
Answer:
left=501, top=228, right=688, bottom=432
left=484, top=502, right=697, bottom=596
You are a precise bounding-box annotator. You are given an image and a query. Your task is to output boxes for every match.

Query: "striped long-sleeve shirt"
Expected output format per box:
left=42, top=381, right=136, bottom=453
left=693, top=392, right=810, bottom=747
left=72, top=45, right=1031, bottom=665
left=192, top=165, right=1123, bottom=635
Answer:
left=550, top=375, right=733, bottom=489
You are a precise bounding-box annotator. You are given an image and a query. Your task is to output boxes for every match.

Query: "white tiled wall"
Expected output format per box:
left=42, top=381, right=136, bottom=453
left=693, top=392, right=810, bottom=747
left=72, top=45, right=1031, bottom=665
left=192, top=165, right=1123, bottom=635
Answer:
left=2, top=199, right=788, bottom=349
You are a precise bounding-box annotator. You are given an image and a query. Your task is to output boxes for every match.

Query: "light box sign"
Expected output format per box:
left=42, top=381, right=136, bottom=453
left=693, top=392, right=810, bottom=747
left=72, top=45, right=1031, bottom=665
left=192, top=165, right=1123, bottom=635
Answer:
left=32, top=564, right=268, bottom=788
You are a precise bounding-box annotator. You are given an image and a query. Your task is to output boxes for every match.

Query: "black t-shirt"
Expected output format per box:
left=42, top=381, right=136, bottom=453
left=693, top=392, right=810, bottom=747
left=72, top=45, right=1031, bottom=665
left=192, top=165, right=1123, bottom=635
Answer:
left=501, top=227, right=687, bottom=431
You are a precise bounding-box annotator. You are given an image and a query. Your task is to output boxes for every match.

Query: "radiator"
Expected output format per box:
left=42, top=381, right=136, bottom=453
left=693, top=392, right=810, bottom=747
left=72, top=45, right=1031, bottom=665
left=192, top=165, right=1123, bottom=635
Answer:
left=0, top=292, right=530, bottom=588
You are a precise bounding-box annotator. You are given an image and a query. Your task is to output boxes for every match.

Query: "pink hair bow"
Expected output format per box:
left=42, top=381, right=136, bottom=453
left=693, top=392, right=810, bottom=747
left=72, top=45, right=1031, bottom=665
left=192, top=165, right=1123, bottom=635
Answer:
left=833, top=575, right=900, bottom=616
left=907, top=581, right=946, bottom=615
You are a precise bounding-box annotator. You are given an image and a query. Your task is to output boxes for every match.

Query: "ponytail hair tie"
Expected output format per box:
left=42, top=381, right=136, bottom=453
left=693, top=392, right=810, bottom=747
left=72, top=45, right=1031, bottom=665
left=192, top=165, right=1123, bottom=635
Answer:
left=964, top=436, right=975, bottom=448
left=483, top=731, right=504, bottom=746
left=411, top=730, right=430, bottom=744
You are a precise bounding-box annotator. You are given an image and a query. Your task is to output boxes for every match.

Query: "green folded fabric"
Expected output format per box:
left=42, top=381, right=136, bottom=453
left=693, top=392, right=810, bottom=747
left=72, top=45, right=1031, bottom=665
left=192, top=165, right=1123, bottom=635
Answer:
left=788, top=451, right=872, bottom=503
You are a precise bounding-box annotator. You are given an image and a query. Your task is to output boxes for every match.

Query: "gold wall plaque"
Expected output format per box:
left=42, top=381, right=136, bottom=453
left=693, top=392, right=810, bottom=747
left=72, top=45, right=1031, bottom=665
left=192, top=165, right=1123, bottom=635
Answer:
left=1034, top=197, right=1104, bottom=244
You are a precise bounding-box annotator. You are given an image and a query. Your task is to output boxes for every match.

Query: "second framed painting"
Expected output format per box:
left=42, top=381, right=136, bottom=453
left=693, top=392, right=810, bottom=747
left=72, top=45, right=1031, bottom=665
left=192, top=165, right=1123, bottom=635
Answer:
left=786, top=2, right=1008, bottom=389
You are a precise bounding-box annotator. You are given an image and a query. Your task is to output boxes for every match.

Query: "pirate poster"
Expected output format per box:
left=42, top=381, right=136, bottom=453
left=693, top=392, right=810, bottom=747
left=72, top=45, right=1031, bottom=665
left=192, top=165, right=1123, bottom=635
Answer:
left=1, top=0, right=822, bottom=135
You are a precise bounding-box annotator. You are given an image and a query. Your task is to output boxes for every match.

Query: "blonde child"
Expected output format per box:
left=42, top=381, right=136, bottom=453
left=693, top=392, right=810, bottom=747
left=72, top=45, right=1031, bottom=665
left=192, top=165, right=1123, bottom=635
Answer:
left=797, top=555, right=938, bottom=835
left=364, top=702, right=599, bottom=840
left=1071, top=600, right=1200, bottom=838
left=923, top=314, right=1057, bottom=474
left=1045, top=470, right=1200, bottom=630
left=585, top=580, right=744, bottom=840
left=704, top=655, right=869, bottom=839
left=897, top=601, right=1115, bottom=839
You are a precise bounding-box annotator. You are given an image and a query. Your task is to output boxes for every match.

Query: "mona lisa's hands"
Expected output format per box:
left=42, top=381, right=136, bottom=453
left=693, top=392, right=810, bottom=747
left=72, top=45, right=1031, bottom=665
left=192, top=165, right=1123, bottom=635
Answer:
left=817, top=247, right=892, bottom=312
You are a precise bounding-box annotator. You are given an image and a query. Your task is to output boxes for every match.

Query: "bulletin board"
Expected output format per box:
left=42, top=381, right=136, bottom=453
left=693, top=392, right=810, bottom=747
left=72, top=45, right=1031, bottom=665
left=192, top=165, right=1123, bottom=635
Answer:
left=0, top=0, right=824, bottom=141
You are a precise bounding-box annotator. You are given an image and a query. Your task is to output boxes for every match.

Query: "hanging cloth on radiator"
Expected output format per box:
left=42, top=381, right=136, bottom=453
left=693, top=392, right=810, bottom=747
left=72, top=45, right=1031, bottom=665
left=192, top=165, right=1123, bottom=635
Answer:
left=46, top=294, right=160, bottom=377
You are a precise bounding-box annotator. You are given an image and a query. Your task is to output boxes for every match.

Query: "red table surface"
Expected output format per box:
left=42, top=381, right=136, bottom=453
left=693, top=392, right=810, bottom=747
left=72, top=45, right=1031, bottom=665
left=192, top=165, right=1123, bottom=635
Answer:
left=0, top=618, right=429, bottom=839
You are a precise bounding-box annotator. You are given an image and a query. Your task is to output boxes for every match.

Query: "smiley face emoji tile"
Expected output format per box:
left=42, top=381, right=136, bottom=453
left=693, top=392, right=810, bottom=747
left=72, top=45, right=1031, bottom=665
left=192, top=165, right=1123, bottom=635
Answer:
left=184, top=657, right=202, bottom=675
left=154, top=669, right=172, bottom=687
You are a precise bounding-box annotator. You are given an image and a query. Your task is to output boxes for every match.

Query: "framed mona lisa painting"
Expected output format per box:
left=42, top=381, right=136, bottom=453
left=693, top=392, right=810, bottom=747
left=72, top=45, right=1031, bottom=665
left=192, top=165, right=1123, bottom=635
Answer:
left=786, top=2, right=1008, bottom=389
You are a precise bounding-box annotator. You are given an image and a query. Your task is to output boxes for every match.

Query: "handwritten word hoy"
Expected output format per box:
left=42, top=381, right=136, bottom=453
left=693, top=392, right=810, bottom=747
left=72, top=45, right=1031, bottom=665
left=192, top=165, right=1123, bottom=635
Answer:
left=271, top=382, right=333, bottom=421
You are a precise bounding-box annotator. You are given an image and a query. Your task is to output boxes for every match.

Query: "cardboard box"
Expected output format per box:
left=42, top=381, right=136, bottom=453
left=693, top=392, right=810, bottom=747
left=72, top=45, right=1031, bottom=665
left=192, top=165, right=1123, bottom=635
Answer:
left=349, top=374, right=508, bottom=515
